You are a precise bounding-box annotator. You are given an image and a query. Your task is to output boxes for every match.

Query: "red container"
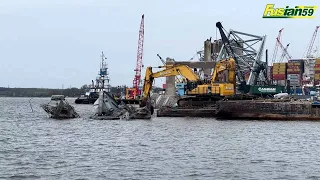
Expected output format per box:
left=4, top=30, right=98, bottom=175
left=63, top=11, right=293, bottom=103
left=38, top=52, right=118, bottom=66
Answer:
left=272, top=74, right=286, bottom=80
left=315, top=64, right=320, bottom=68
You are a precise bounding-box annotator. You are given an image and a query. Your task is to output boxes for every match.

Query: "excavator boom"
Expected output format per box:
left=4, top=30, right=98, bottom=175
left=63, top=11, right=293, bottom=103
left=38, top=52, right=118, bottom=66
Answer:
left=142, top=65, right=200, bottom=99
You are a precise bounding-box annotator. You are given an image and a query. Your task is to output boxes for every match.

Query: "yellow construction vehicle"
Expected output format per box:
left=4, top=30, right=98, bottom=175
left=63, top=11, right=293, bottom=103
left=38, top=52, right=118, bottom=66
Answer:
left=185, top=58, right=236, bottom=96
left=141, top=60, right=236, bottom=107
left=141, top=64, right=199, bottom=99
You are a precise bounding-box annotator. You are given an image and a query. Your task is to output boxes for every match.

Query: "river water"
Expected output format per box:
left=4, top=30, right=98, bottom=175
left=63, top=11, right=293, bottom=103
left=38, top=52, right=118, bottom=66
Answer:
left=1, top=97, right=320, bottom=179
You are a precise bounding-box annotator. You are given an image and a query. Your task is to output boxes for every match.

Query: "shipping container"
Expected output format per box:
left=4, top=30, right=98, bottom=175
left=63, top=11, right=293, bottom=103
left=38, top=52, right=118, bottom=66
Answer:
left=288, top=79, right=300, bottom=83
left=287, top=75, right=300, bottom=79
left=288, top=59, right=303, bottom=63
left=287, top=67, right=302, bottom=71
left=175, top=83, right=184, bottom=89
left=315, top=70, right=320, bottom=74
left=287, top=70, right=302, bottom=74
left=288, top=78, right=301, bottom=82
left=288, top=78, right=300, bottom=82
left=289, top=82, right=300, bottom=86
left=272, top=70, right=286, bottom=73
left=249, top=85, right=285, bottom=95
left=273, top=66, right=286, bottom=69
left=315, top=64, right=320, bottom=68
left=290, top=87, right=303, bottom=94
left=274, top=80, right=286, bottom=86
left=273, top=62, right=287, bottom=66
left=273, top=65, right=287, bottom=68
left=287, top=71, right=302, bottom=75
left=287, top=62, right=303, bottom=66
left=273, top=66, right=286, bottom=68
left=314, top=80, right=320, bottom=85
left=273, top=74, right=286, bottom=80
left=287, top=64, right=302, bottom=68
left=287, top=68, right=302, bottom=71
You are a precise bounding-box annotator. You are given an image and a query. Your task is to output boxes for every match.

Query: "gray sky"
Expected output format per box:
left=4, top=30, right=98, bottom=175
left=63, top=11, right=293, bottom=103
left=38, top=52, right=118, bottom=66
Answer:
left=0, top=0, right=319, bottom=88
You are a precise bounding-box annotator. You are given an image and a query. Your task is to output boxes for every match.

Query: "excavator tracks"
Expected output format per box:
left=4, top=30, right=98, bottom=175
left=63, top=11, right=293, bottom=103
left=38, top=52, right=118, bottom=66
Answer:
left=177, top=94, right=259, bottom=107
left=177, top=95, right=223, bottom=107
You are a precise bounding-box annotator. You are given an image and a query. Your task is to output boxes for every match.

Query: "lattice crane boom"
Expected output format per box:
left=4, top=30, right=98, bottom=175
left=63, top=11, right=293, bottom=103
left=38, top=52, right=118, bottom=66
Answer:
left=305, top=26, right=320, bottom=58
left=133, top=14, right=145, bottom=96
left=279, top=43, right=290, bottom=62
left=271, top=28, right=284, bottom=64
left=277, top=38, right=292, bottom=60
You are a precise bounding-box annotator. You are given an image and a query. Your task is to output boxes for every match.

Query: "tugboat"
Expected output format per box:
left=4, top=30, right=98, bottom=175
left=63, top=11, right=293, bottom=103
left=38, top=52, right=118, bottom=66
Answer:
left=75, top=51, right=111, bottom=104
left=75, top=82, right=100, bottom=104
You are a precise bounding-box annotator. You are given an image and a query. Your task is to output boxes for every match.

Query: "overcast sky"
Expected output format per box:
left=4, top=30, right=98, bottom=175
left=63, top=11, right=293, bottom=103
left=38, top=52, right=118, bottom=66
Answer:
left=0, top=0, right=319, bottom=88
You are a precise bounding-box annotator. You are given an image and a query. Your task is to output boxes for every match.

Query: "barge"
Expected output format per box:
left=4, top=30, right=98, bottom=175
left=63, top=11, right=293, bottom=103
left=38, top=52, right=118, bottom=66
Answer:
left=216, top=99, right=320, bottom=120
left=157, top=106, right=217, bottom=117
left=156, top=99, right=320, bottom=120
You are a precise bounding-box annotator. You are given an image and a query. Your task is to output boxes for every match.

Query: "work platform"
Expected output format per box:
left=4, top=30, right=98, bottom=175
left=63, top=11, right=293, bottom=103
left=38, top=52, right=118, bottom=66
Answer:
left=156, top=99, right=320, bottom=120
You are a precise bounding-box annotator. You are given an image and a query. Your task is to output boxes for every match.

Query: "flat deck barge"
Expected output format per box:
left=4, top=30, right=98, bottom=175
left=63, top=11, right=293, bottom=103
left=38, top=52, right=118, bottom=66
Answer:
left=156, top=99, right=320, bottom=120
left=156, top=106, right=217, bottom=117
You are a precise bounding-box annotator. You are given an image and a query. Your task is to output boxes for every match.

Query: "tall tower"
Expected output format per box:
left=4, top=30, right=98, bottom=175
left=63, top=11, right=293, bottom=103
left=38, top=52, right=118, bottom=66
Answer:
left=98, top=51, right=111, bottom=93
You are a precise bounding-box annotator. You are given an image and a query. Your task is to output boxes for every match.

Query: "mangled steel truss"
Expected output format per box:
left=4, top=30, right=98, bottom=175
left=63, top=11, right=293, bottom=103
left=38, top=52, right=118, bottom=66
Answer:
left=216, top=29, right=267, bottom=86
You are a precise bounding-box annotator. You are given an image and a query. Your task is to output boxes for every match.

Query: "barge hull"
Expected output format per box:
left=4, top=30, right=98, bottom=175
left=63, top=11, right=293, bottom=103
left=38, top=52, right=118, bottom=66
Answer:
left=216, top=112, right=320, bottom=121
left=156, top=100, right=320, bottom=120
left=216, top=100, right=320, bottom=120
left=156, top=107, right=216, bottom=117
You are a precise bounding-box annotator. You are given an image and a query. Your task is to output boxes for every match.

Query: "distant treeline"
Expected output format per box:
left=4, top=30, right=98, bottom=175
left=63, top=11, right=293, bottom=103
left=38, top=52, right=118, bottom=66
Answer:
left=0, top=86, right=164, bottom=97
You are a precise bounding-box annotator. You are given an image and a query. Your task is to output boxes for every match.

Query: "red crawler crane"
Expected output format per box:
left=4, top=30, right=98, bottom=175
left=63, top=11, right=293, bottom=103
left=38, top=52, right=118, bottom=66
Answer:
left=272, top=28, right=292, bottom=64
left=271, top=28, right=284, bottom=64
left=126, top=14, right=145, bottom=100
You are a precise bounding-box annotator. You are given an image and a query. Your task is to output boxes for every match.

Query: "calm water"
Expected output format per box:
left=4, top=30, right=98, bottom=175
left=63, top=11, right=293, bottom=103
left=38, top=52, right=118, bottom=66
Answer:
left=1, top=97, right=320, bottom=179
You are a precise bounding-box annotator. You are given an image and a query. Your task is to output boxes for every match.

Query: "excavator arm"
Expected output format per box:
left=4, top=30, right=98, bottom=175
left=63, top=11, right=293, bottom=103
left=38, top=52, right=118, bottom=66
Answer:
left=211, top=58, right=236, bottom=83
left=142, top=65, right=200, bottom=99
left=216, top=22, right=248, bottom=92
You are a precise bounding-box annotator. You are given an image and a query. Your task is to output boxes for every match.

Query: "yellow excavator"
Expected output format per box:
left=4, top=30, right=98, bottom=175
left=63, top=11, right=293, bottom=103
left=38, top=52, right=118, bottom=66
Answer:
left=141, top=58, right=236, bottom=107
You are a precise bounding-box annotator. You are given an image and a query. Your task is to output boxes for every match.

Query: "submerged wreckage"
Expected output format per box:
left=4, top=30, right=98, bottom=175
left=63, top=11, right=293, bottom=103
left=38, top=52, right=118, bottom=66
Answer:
left=90, top=91, right=152, bottom=120
left=41, top=95, right=80, bottom=119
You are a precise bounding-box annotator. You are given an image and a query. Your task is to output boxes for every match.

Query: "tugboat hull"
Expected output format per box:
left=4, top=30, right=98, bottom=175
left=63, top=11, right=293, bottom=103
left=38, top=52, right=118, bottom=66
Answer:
left=75, top=98, right=97, bottom=104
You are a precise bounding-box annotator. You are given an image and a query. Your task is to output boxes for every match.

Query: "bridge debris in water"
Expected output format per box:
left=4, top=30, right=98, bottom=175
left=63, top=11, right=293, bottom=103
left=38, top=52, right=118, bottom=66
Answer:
left=90, top=91, right=152, bottom=120
left=41, top=95, right=80, bottom=119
